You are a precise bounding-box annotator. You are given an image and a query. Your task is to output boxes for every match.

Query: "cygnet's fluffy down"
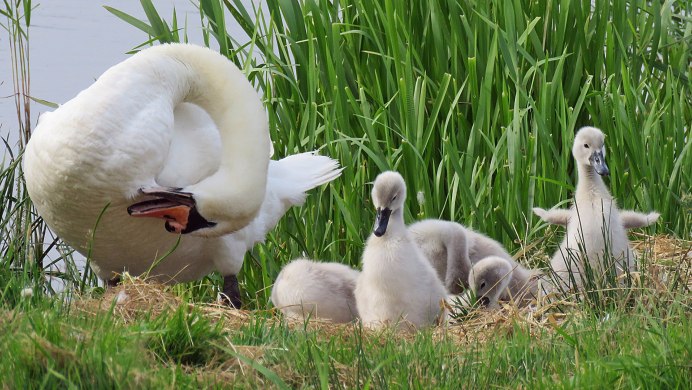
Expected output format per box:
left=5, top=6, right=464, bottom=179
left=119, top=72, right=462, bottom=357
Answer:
left=543, top=126, right=637, bottom=289
left=533, top=207, right=659, bottom=229
left=468, top=256, right=540, bottom=308
left=408, top=219, right=514, bottom=294
left=355, top=171, right=447, bottom=330
left=271, top=258, right=359, bottom=323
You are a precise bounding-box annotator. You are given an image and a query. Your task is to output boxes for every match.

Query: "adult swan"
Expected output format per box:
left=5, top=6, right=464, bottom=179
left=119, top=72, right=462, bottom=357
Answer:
left=24, top=44, right=340, bottom=307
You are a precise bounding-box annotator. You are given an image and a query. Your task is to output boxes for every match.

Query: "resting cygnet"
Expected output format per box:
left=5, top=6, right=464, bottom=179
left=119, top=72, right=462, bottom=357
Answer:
left=468, top=256, right=540, bottom=308
left=354, top=171, right=447, bottom=330
left=533, top=207, right=659, bottom=229
left=408, top=219, right=514, bottom=294
left=545, top=126, right=636, bottom=289
left=271, top=258, right=360, bottom=323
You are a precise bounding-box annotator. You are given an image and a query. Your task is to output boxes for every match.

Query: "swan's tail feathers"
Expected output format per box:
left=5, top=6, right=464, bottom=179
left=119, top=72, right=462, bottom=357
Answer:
left=268, top=151, right=343, bottom=207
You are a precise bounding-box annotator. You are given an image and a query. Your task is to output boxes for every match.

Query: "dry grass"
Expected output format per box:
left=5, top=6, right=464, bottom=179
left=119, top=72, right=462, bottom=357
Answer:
left=75, top=278, right=251, bottom=327
left=74, top=234, right=689, bottom=339
left=62, top=235, right=690, bottom=386
left=631, top=233, right=691, bottom=260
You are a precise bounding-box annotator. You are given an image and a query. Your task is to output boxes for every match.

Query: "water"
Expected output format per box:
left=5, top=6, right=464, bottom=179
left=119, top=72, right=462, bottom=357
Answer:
left=0, top=0, right=254, bottom=290
left=0, top=0, right=256, bottom=137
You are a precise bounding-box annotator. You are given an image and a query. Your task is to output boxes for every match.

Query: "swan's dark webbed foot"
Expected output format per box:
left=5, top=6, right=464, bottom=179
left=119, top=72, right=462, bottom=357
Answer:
left=221, top=274, right=242, bottom=309
left=107, top=276, right=120, bottom=288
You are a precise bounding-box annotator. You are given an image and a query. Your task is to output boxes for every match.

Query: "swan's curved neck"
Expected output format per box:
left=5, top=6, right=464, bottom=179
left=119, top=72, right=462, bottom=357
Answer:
left=576, top=163, right=609, bottom=198
left=388, top=208, right=407, bottom=234
left=145, top=45, right=270, bottom=232
left=164, top=46, right=268, bottom=175
left=391, top=207, right=404, bottom=219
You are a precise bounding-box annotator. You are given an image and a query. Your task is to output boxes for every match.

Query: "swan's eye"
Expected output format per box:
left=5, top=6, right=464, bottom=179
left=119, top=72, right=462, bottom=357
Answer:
left=584, top=144, right=589, bottom=149
left=479, top=281, right=486, bottom=289
left=392, top=195, right=398, bottom=202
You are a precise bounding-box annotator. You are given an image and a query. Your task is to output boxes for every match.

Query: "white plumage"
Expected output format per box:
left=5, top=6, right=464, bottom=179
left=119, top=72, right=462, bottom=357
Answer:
left=23, top=44, right=341, bottom=305
left=271, top=258, right=360, bottom=323
left=354, top=171, right=447, bottom=330
left=408, top=219, right=540, bottom=307
left=533, top=207, right=659, bottom=229
left=468, top=256, right=539, bottom=307
left=408, top=219, right=514, bottom=294
left=546, top=126, right=635, bottom=289
left=468, top=256, right=514, bottom=308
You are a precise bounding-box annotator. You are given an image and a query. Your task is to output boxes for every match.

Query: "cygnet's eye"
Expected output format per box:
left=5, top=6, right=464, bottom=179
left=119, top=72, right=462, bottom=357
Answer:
left=479, top=281, right=486, bottom=290
left=584, top=143, right=589, bottom=149
left=392, top=194, right=398, bottom=202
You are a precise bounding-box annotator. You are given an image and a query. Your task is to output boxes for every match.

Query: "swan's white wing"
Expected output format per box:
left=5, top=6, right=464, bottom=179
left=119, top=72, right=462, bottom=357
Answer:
left=239, top=151, right=341, bottom=247
left=211, top=152, right=342, bottom=274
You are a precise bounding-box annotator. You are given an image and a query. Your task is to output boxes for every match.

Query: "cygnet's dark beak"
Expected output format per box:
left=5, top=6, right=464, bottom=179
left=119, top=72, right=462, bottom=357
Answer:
left=373, top=207, right=392, bottom=237
left=589, top=150, right=609, bottom=176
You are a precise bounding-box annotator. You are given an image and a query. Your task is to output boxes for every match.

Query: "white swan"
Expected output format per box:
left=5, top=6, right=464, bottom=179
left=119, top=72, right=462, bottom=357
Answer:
left=23, top=44, right=341, bottom=306
left=354, top=171, right=447, bottom=330
left=545, top=126, right=635, bottom=289
left=533, top=207, right=659, bottom=229
left=468, top=256, right=540, bottom=308
left=206, top=148, right=341, bottom=307
left=408, top=219, right=514, bottom=294
left=271, top=258, right=360, bottom=323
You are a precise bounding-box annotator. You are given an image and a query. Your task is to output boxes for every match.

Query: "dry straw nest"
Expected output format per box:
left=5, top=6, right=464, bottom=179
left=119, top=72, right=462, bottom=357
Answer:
left=75, top=235, right=689, bottom=339
left=68, top=234, right=689, bottom=385
left=75, top=277, right=251, bottom=330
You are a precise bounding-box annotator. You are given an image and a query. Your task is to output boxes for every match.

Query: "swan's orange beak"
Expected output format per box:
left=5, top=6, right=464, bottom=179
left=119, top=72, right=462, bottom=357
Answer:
left=128, top=199, right=190, bottom=234
left=127, top=186, right=216, bottom=234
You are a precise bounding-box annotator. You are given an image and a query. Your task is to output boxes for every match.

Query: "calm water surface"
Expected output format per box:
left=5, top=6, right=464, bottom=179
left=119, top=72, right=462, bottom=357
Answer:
left=0, top=0, right=254, bottom=137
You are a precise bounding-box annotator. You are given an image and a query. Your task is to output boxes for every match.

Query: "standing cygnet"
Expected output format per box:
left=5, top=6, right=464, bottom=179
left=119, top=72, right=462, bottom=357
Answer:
left=408, top=219, right=514, bottom=294
left=354, top=171, right=447, bottom=330
left=545, top=126, right=636, bottom=289
left=533, top=207, right=659, bottom=229
left=271, top=258, right=360, bottom=323
left=468, top=256, right=540, bottom=308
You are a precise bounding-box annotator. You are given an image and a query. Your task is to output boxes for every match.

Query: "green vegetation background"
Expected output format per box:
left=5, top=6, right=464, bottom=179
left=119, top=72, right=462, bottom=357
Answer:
left=0, top=0, right=689, bottom=387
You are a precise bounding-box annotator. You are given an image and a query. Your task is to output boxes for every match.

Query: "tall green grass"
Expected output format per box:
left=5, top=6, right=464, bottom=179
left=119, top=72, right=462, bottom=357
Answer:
left=0, top=1, right=89, bottom=305
left=108, top=0, right=691, bottom=306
